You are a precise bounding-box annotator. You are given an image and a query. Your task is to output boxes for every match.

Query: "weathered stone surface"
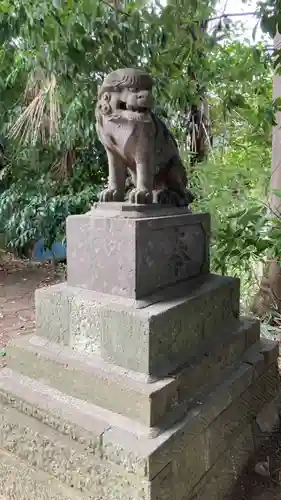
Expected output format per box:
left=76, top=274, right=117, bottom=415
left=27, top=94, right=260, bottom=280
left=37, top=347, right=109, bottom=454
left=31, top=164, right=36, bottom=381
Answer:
left=0, top=448, right=84, bottom=500
left=5, top=334, right=167, bottom=429
left=0, top=340, right=279, bottom=500
left=91, top=203, right=191, bottom=217
left=8, top=324, right=247, bottom=423
left=6, top=318, right=260, bottom=430
left=205, top=363, right=279, bottom=467
left=0, top=403, right=151, bottom=497
left=148, top=352, right=278, bottom=484
left=247, top=362, right=280, bottom=415
left=137, top=275, right=240, bottom=377
left=0, top=403, right=101, bottom=492
left=260, top=337, right=280, bottom=366
left=35, top=284, right=101, bottom=353
left=189, top=425, right=255, bottom=500
left=243, top=343, right=265, bottom=378
left=0, top=367, right=245, bottom=498
left=0, top=369, right=109, bottom=450
left=172, top=432, right=209, bottom=500
left=256, top=400, right=280, bottom=433
left=35, top=283, right=74, bottom=346
left=176, top=317, right=259, bottom=401
left=67, top=209, right=210, bottom=299
left=36, top=274, right=240, bottom=376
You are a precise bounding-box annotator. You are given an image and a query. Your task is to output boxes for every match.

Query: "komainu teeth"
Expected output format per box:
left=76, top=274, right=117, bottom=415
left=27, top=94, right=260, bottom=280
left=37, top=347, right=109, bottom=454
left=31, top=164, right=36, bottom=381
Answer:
left=126, top=106, right=148, bottom=113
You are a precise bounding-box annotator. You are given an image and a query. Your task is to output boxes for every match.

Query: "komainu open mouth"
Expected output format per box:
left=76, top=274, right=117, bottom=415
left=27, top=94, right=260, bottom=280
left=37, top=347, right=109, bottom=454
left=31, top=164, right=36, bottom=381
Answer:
left=130, top=106, right=149, bottom=113
left=119, top=101, right=149, bottom=113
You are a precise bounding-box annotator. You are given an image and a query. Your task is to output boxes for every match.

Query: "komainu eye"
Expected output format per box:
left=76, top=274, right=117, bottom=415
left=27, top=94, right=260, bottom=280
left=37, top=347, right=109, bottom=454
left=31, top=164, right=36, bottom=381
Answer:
left=102, top=92, right=110, bottom=102
left=101, top=103, right=111, bottom=114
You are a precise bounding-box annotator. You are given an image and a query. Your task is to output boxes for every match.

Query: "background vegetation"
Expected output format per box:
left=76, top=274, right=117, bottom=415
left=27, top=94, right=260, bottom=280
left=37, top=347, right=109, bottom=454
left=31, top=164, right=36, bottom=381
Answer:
left=0, top=0, right=281, bottom=314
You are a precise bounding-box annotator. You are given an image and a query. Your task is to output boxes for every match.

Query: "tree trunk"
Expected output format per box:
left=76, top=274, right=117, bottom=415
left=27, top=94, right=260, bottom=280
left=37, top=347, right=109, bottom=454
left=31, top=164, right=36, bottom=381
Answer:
left=271, top=31, right=281, bottom=215
left=188, top=100, right=212, bottom=165
left=187, top=20, right=212, bottom=166
left=251, top=32, right=281, bottom=319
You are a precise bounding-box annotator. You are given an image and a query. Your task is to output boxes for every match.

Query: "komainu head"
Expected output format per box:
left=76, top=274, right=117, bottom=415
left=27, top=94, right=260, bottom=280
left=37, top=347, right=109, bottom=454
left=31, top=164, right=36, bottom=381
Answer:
left=96, top=68, right=155, bottom=122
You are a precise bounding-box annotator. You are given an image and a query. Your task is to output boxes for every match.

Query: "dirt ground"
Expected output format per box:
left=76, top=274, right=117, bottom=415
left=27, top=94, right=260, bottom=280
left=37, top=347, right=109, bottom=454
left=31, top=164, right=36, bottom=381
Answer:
left=0, top=253, right=64, bottom=349
left=1, top=253, right=281, bottom=500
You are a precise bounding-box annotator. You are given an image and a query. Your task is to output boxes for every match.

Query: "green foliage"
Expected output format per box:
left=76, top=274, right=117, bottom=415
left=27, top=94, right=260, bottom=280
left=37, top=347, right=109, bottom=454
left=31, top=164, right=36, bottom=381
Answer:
left=193, top=140, right=271, bottom=261
left=190, top=38, right=275, bottom=309
left=0, top=0, right=277, bottom=275
left=0, top=0, right=219, bottom=251
left=191, top=145, right=272, bottom=312
left=258, top=0, right=281, bottom=38
left=0, top=155, right=101, bottom=253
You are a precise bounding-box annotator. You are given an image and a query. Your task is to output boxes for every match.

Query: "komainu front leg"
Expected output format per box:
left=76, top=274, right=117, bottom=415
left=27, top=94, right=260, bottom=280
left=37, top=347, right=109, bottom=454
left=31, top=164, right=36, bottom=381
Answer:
left=99, top=150, right=126, bottom=202
left=129, top=160, right=153, bottom=204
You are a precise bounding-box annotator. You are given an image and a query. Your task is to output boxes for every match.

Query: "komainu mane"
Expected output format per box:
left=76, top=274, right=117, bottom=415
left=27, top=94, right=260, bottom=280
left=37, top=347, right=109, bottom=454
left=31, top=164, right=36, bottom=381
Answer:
left=96, top=68, right=194, bottom=206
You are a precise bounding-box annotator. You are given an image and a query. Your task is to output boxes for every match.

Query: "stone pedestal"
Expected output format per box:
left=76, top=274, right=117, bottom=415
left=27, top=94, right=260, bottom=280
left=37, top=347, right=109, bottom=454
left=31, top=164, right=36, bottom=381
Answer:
left=66, top=204, right=210, bottom=300
left=0, top=204, right=279, bottom=500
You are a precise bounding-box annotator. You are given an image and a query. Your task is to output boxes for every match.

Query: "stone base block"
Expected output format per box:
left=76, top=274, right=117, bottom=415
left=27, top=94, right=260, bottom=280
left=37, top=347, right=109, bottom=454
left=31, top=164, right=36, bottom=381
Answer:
left=35, top=274, right=240, bottom=377
left=0, top=337, right=279, bottom=500
left=189, top=424, right=254, bottom=500
left=67, top=205, right=210, bottom=299
left=5, top=318, right=260, bottom=431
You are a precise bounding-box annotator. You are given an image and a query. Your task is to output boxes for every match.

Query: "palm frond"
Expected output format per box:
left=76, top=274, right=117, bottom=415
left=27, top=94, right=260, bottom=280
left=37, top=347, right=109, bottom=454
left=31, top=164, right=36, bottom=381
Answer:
left=9, top=70, right=61, bottom=146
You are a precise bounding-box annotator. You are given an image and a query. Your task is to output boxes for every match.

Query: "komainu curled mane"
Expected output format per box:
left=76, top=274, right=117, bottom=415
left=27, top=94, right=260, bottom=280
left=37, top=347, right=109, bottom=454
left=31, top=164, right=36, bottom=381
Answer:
left=95, top=68, right=194, bottom=206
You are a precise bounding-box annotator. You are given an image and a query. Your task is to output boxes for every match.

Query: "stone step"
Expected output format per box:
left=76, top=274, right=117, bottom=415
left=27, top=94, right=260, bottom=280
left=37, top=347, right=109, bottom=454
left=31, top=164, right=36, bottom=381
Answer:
left=0, top=448, right=85, bottom=500
left=0, top=337, right=278, bottom=499
left=36, top=273, right=241, bottom=377
left=0, top=400, right=149, bottom=499
left=5, top=318, right=260, bottom=431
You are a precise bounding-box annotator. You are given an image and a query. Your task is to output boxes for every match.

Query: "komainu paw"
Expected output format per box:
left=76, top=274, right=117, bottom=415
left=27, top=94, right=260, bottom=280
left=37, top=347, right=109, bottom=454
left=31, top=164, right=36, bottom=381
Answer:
left=99, top=189, right=124, bottom=202
left=129, top=188, right=153, bottom=205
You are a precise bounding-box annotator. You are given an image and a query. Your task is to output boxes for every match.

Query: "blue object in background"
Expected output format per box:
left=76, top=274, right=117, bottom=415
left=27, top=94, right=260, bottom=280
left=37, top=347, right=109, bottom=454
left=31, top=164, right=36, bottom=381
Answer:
left=31, top=238, right=66, bottom=262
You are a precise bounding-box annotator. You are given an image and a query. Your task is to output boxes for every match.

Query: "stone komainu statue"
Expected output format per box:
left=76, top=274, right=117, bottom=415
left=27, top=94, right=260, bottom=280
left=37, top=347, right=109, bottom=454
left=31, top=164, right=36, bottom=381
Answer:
left=95, top=68, right=194, bottom=206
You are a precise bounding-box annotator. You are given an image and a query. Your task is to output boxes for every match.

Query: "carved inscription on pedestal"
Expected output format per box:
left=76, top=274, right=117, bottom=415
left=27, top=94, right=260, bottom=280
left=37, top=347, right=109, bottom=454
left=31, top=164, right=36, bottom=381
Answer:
left=137, top=219, right=208, bottom=296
